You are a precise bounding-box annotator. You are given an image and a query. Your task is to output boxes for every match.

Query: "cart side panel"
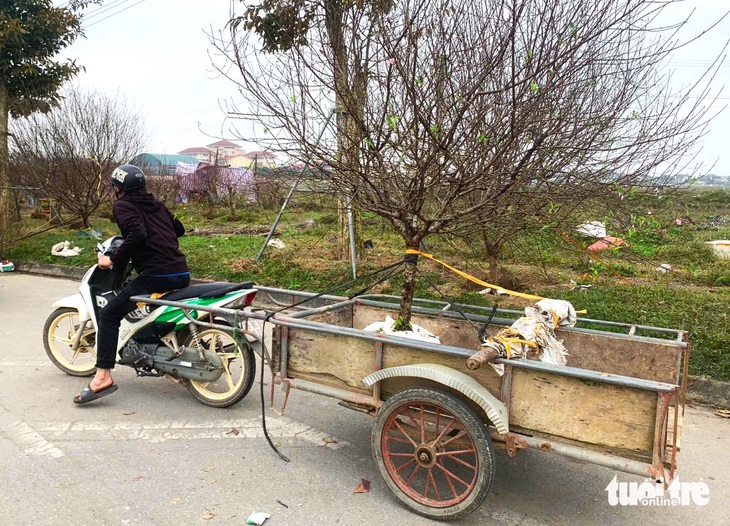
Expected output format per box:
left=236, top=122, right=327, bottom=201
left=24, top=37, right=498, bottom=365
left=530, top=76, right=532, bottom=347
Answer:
left=510, top=368, right=657, bottom=453
left=556, top=330, right=683, bottom=384
left=284, top=327, right=502, bottom=395
left=286, top=330, right=375, bottom=392
left=353, top=305, right=683, bottom=384
left=380, top=345, right=503, bottom=395
left=281, top=324, right=661, bottom=462
left=308, top=307, right=353, bottom=329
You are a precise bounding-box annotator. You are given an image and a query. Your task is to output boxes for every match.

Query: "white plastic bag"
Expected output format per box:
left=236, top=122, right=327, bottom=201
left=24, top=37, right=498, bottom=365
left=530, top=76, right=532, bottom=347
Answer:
left=51, top=240, right=82, bottom=257
left=363, top=315, right=440, bottom=344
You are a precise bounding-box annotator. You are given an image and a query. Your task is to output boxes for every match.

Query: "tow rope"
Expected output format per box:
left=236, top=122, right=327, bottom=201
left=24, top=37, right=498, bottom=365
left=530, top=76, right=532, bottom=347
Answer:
left=405, top=249, right=547, bottom=302
left=406, top=249, right=586, bottom=315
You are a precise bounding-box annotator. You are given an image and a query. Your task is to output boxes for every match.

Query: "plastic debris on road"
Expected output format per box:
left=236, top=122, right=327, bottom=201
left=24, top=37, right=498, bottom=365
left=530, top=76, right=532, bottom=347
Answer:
left=1, top=259, right=15, bottom=272
left=246, top=511, right=270, bottom=525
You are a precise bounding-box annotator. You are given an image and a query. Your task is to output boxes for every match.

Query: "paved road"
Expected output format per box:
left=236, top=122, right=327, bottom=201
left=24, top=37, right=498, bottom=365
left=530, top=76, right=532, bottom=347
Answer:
left=0, top=273, right=728, bottom=525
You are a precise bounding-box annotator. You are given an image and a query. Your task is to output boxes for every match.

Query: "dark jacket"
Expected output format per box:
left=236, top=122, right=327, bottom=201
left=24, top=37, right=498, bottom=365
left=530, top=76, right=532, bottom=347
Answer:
left=110, top=189, right=189, bottom=276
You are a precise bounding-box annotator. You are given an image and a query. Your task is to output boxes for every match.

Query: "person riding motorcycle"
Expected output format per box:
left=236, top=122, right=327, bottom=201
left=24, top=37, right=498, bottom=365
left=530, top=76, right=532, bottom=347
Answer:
left=73, top=164, right=190, bottom=404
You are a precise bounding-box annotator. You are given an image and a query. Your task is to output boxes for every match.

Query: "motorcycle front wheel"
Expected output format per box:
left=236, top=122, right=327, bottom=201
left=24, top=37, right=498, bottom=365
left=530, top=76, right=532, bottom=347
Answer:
left=181, top=325, right=255, bottom=408
left=43, top=307, right=97, bottom=377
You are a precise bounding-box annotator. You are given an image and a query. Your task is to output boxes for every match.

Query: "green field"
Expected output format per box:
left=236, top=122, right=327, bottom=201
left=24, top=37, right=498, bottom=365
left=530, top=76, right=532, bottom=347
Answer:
left=5, top=188, right=729, bottom=381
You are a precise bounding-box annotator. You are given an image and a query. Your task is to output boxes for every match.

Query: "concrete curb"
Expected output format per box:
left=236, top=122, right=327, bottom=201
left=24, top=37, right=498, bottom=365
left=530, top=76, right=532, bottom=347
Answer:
left=686, top=377, right=730, bottom=410
left=13, top=261, right=87, bottom=281
left=8, top=261, right=730, bottom=410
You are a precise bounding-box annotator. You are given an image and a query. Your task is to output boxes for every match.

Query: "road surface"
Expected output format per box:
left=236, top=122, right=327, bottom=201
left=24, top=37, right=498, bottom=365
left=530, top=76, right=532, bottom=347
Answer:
left=0, top=273, right=727, bottom=525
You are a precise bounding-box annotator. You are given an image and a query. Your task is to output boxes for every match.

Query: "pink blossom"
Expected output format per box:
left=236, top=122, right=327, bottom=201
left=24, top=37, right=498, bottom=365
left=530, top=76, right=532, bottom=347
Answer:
left=675, top=218, right=682, bottom=226
left=388, top=57, right=395, bottom=65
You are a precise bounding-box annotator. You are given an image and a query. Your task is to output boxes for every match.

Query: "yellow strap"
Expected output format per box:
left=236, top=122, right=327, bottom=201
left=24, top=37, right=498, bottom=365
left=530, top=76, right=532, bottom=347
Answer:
left=406, top=249, right=587, bottom=314
left=405, top=249, right=546, bottom=302
left=497, top=336, right=538, bottom=349
left=503, top=340, right=512, bottom=358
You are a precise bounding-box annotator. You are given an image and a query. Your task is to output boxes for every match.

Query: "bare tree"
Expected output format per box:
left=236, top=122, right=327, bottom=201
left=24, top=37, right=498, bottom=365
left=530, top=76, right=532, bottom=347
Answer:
left=215, top=0, right=724, bottom=327
left=0, top=0, right=99, bottom=254
left=10, top=86, right=147, bottom=227
left=209, top=163, right=256, bottom=217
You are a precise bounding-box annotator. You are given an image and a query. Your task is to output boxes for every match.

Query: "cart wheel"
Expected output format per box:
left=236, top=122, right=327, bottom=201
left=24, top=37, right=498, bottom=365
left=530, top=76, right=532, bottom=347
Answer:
left=372, top=387, right=495, bottom=521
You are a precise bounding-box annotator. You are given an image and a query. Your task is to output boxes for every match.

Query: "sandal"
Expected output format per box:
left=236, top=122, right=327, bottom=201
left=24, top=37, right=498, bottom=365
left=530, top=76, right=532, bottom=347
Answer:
left=73, top=383, right=119, bottom=405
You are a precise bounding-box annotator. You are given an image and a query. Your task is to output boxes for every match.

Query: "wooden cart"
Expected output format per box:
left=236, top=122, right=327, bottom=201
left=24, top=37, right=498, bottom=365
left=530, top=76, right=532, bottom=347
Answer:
left=259, top=286, right=687, bottom=521
left=135, top=285, right=688, bottom=521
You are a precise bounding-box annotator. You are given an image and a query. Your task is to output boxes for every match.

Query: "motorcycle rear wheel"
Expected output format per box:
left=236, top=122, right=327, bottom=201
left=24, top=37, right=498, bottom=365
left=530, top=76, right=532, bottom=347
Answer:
left=182, top=326, right=255, bottom=408
left=43, top=307, right=97, bottom=377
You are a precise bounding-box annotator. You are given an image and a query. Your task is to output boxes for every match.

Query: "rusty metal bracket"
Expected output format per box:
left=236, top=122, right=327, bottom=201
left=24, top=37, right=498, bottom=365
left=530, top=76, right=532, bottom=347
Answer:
left=270, top=375, right=292, bottom=417
left=505, top=433, right=528, bottom=457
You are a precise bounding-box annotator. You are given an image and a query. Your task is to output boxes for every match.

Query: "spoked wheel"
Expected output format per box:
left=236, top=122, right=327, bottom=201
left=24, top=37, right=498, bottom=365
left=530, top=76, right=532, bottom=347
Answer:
left=43, top=307, right=97, bottom=376
left=182, top=326, right=255, bottom=408
left=372, top=387, right=495, bottom=521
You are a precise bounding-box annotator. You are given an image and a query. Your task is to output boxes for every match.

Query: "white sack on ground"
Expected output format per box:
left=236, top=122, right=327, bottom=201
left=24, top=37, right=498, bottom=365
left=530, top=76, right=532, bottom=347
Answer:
left=707, top=240, right=730, bottom=259
left=51, top=241, right=82, bottom=257
left=575, top=221, right=606, bottom=238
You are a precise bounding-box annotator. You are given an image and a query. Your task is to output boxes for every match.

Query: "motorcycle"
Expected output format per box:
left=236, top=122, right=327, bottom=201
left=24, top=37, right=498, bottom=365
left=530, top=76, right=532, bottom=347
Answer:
left=42, top=236, right=259, bottom=407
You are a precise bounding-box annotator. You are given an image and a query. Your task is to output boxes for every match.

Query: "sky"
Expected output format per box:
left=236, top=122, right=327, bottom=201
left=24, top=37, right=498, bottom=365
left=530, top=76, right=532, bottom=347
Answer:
left=54, top=0, right=730, bottom=175
left=57, top=0, right=249, bottom=155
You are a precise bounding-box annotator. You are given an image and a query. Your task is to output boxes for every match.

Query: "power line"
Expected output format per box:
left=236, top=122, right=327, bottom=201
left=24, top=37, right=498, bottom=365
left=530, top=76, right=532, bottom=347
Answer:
left=666, top=61, right=730, bottom=68
left=146, top=106, right=224, bottom=119
left=84, top=0, right=148, bottom=28
left=83, top=0, right=132, bottom=21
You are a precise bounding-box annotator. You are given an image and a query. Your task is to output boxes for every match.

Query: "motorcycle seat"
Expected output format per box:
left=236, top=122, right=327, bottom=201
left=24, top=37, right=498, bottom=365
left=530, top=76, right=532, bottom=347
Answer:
left=156, top=281, right=255, bottom=302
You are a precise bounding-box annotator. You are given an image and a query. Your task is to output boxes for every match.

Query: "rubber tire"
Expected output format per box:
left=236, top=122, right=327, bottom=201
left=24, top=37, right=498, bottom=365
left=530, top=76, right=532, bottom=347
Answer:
left=43, top=307, right=96, bottom=377
left=181, top=326, right=256, bottom=408
left=372, top=387, right=496, bottom=521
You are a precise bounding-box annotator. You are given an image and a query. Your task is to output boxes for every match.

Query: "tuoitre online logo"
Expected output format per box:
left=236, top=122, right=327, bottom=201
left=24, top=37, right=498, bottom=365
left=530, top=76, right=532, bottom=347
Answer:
left=606, top=476, right=710, bottom=507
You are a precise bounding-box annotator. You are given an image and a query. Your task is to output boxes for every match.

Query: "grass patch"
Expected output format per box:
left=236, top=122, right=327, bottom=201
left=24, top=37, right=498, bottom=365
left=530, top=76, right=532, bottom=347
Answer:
left=5, top=189, right=729, bottom=381
left=541, top=285, right=730, bottom=381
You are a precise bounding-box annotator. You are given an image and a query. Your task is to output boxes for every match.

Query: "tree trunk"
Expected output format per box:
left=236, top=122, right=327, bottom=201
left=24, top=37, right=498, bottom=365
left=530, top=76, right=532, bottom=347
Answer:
left=488, top=248, right=500, bottom=283
left=343, top=74, right=365, bottom=262
left=326, top=2, right=365, bottom=264
left=482, top=233, right=503, bottom=284
left=397, top=244, right=419, bottom=329
left=0, top=84, right=9, bottom=255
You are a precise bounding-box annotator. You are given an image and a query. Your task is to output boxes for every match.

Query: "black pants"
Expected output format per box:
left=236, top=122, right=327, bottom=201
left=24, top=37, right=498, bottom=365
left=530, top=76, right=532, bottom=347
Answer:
left=96, top=274, right=190, bottom=369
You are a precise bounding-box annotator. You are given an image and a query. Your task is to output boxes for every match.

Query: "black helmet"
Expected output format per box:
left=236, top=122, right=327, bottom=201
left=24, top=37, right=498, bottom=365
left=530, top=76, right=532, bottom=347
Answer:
left=111, top=164, right=146, bottom=191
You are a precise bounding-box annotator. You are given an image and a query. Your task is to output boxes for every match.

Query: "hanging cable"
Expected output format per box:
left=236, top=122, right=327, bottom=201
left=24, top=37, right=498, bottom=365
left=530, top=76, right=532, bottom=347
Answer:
left=258, top=314, right=289, bottom=462
left=251, top=256, right=409, bottom=461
